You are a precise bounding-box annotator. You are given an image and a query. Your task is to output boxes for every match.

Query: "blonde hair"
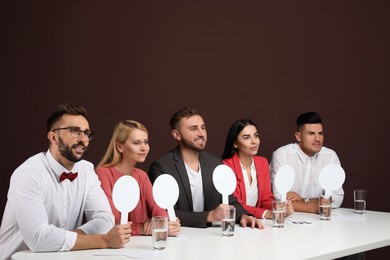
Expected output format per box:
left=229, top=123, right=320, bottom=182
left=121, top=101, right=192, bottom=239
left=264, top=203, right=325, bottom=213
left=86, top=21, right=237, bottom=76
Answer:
left=98, top=120, right=148, bottom=167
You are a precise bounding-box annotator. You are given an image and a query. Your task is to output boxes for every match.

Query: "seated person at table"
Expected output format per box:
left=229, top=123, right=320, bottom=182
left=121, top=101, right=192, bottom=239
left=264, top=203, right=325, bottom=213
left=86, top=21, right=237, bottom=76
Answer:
left=0, top=104, right=131, bottom=260
left=270, top=111, right=344, bottom=213
left=149, top=107, right=264, bottom=229
left=222, top=119, right=294, bottom=219
left=96, top=120, right=180, bottom=236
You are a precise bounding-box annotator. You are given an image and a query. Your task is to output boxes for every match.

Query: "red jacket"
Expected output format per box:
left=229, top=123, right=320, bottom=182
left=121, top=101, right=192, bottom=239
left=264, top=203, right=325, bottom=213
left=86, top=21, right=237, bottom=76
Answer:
left=223, top=153, right=274, bottom=218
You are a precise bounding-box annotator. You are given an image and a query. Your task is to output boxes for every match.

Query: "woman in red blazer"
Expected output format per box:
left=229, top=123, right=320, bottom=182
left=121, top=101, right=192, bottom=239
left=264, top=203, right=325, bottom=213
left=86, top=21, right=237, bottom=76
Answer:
left=222, top=119, right=293, bottom=219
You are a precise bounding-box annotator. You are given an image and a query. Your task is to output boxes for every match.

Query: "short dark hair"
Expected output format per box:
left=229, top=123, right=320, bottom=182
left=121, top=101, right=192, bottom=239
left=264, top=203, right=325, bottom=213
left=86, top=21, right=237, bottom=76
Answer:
left=222, top=118, right=257, bottom=159
left=47, top=103, right=89, bottom=132
left=296, top=111, right=322, bottom=131
left=169, top=106, right=203, bottom=130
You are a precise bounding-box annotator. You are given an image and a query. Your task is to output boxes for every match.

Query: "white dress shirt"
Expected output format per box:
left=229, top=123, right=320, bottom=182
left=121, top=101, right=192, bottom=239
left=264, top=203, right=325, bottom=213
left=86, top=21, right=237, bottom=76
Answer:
left=241, top=161, right=268, bottom=219
left=185, top=162, right=204, bottom=212
left=0, top=150, right=114, bottom=259
left=270, top=143, right=344, bottom=208
left=241, top=161, right=258, bottom=207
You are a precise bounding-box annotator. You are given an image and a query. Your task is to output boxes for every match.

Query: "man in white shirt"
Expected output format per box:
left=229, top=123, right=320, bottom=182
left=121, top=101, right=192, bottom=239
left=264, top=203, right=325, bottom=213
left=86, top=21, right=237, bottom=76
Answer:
left=0, top=104, right=131, bottom=260
left=270, top=112, right=344, bottom=213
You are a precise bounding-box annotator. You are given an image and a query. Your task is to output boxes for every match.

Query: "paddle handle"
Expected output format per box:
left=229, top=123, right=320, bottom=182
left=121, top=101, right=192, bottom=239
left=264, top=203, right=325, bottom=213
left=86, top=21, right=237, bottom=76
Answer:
left=222, top=194, right=229, bottom=205
left=167, top=207, right=176, bottom=221
left=120, top=212, right=128, bottom=224
left=324, top=190, right=332, bottom=199
left=282, top=193, right=287, bottom=202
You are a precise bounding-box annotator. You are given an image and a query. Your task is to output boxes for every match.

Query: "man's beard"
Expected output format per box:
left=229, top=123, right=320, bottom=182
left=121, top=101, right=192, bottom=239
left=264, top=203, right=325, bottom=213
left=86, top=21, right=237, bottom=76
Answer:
left=181, top=137, right=206, bottom=152
left=58, top=136, right=86, bottom=163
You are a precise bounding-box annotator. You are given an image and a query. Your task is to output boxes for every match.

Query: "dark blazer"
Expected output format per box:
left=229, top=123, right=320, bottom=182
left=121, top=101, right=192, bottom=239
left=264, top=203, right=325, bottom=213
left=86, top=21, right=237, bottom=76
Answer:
left=148, top=146, right=248, bottom=228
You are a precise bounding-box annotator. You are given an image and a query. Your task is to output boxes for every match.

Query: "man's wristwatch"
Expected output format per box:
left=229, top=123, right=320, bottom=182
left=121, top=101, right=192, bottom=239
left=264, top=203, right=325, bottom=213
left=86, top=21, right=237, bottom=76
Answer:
left=303, top=198, right=310, bottom=203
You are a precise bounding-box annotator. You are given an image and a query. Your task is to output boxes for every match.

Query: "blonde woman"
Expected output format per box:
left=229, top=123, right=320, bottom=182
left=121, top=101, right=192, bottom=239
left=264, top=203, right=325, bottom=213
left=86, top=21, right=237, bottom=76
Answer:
left=96, top=120, right=180, bottom=236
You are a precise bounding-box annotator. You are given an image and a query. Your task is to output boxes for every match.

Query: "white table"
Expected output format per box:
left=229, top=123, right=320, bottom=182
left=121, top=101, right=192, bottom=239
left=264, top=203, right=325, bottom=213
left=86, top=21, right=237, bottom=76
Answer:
left=12, top=208, right=390, bottom=260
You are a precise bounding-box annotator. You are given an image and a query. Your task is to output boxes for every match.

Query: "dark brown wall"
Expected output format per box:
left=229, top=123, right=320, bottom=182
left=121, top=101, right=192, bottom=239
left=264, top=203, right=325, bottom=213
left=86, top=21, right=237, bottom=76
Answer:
left=1, top=1, right=389, bottom=257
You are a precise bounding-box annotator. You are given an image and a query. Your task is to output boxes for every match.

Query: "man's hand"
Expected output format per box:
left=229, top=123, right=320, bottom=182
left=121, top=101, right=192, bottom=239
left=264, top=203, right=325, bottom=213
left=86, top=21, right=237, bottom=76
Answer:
left=105, top=223, right=132, bottom=248
left=207, top=204, right=231, bottom=222
left=240, top=214, right=265, bottom=229
left=286, top=200, right=295, bottom=216
left=286, top=192, right=303, bottom=202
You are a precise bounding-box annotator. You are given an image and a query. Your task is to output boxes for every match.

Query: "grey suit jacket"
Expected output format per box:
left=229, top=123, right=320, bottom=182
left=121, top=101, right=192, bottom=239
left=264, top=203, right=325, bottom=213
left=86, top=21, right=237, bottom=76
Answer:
left=148, top=146, right=247, bottom=228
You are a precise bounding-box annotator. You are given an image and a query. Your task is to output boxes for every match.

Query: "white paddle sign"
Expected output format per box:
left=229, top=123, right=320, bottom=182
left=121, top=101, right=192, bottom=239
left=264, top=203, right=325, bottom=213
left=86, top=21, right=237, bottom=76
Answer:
left=319, top=164, right=345, bottom=198
left=153, top=174, right=179, bottom=221
left=112, top=175, right=140, bottom=224
left=212, top=164, right=237, bottom=205
left=274, top=165, right=295, bottom=201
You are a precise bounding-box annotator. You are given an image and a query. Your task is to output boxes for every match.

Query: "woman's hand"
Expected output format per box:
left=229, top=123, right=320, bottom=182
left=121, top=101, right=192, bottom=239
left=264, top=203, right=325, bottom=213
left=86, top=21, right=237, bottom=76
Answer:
left=141, top=219, right=152, bottom=235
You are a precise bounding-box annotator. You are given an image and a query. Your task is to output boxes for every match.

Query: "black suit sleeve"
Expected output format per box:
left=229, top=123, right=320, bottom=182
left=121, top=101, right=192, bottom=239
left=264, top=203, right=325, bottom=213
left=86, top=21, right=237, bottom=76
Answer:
left=148, top=161, right=162, bottom=184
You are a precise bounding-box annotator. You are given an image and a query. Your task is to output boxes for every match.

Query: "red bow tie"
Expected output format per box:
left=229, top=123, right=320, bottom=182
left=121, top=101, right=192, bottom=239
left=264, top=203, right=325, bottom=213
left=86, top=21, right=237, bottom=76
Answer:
left=60, top=172, right=78, bottom=182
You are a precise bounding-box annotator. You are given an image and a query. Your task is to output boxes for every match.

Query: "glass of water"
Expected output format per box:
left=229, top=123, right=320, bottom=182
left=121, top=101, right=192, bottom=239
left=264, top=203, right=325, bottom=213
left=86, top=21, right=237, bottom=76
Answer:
left=354, top=189, right=366, bottom=214
left=272, top=200, right=286, bottom=228
left=152, top=216, right=168, bottom=250
left=221, top=206, right=236, bottom=236
left=319, top=195, right=332, bottom=220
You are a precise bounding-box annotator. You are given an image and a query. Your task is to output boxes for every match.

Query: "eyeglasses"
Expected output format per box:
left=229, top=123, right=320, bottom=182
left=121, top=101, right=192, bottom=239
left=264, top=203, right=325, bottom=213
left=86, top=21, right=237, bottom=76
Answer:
left=52, top=126, right=94, bottom=141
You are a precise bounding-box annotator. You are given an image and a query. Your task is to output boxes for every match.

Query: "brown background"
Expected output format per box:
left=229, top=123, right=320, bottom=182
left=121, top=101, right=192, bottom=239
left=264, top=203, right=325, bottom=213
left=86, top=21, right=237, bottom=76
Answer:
left=1, top=0, right=389, bottom=257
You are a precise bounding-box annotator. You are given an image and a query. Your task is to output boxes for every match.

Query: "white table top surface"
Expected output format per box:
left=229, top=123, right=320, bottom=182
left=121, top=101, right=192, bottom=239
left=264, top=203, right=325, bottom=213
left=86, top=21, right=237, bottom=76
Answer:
left=12, top=208, right=390, bottom=260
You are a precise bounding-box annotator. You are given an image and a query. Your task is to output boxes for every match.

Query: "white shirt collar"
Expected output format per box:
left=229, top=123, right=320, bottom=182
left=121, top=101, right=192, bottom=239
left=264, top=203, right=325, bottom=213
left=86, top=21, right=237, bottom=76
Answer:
left=240, top=158, right=255, bottom=170
left=295, top=143, right=318, bottom=163
left=46, top=149, right=78, bottom=180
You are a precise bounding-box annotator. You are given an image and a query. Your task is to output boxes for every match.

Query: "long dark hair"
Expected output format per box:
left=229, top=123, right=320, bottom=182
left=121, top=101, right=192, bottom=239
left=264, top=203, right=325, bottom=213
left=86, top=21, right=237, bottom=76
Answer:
left=222, top=119, right=257, bottom=159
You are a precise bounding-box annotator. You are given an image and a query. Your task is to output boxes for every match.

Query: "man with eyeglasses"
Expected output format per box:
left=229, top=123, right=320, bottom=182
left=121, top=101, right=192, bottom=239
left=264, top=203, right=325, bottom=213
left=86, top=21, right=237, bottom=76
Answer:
left=0, top=104, right=131, bottom=259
